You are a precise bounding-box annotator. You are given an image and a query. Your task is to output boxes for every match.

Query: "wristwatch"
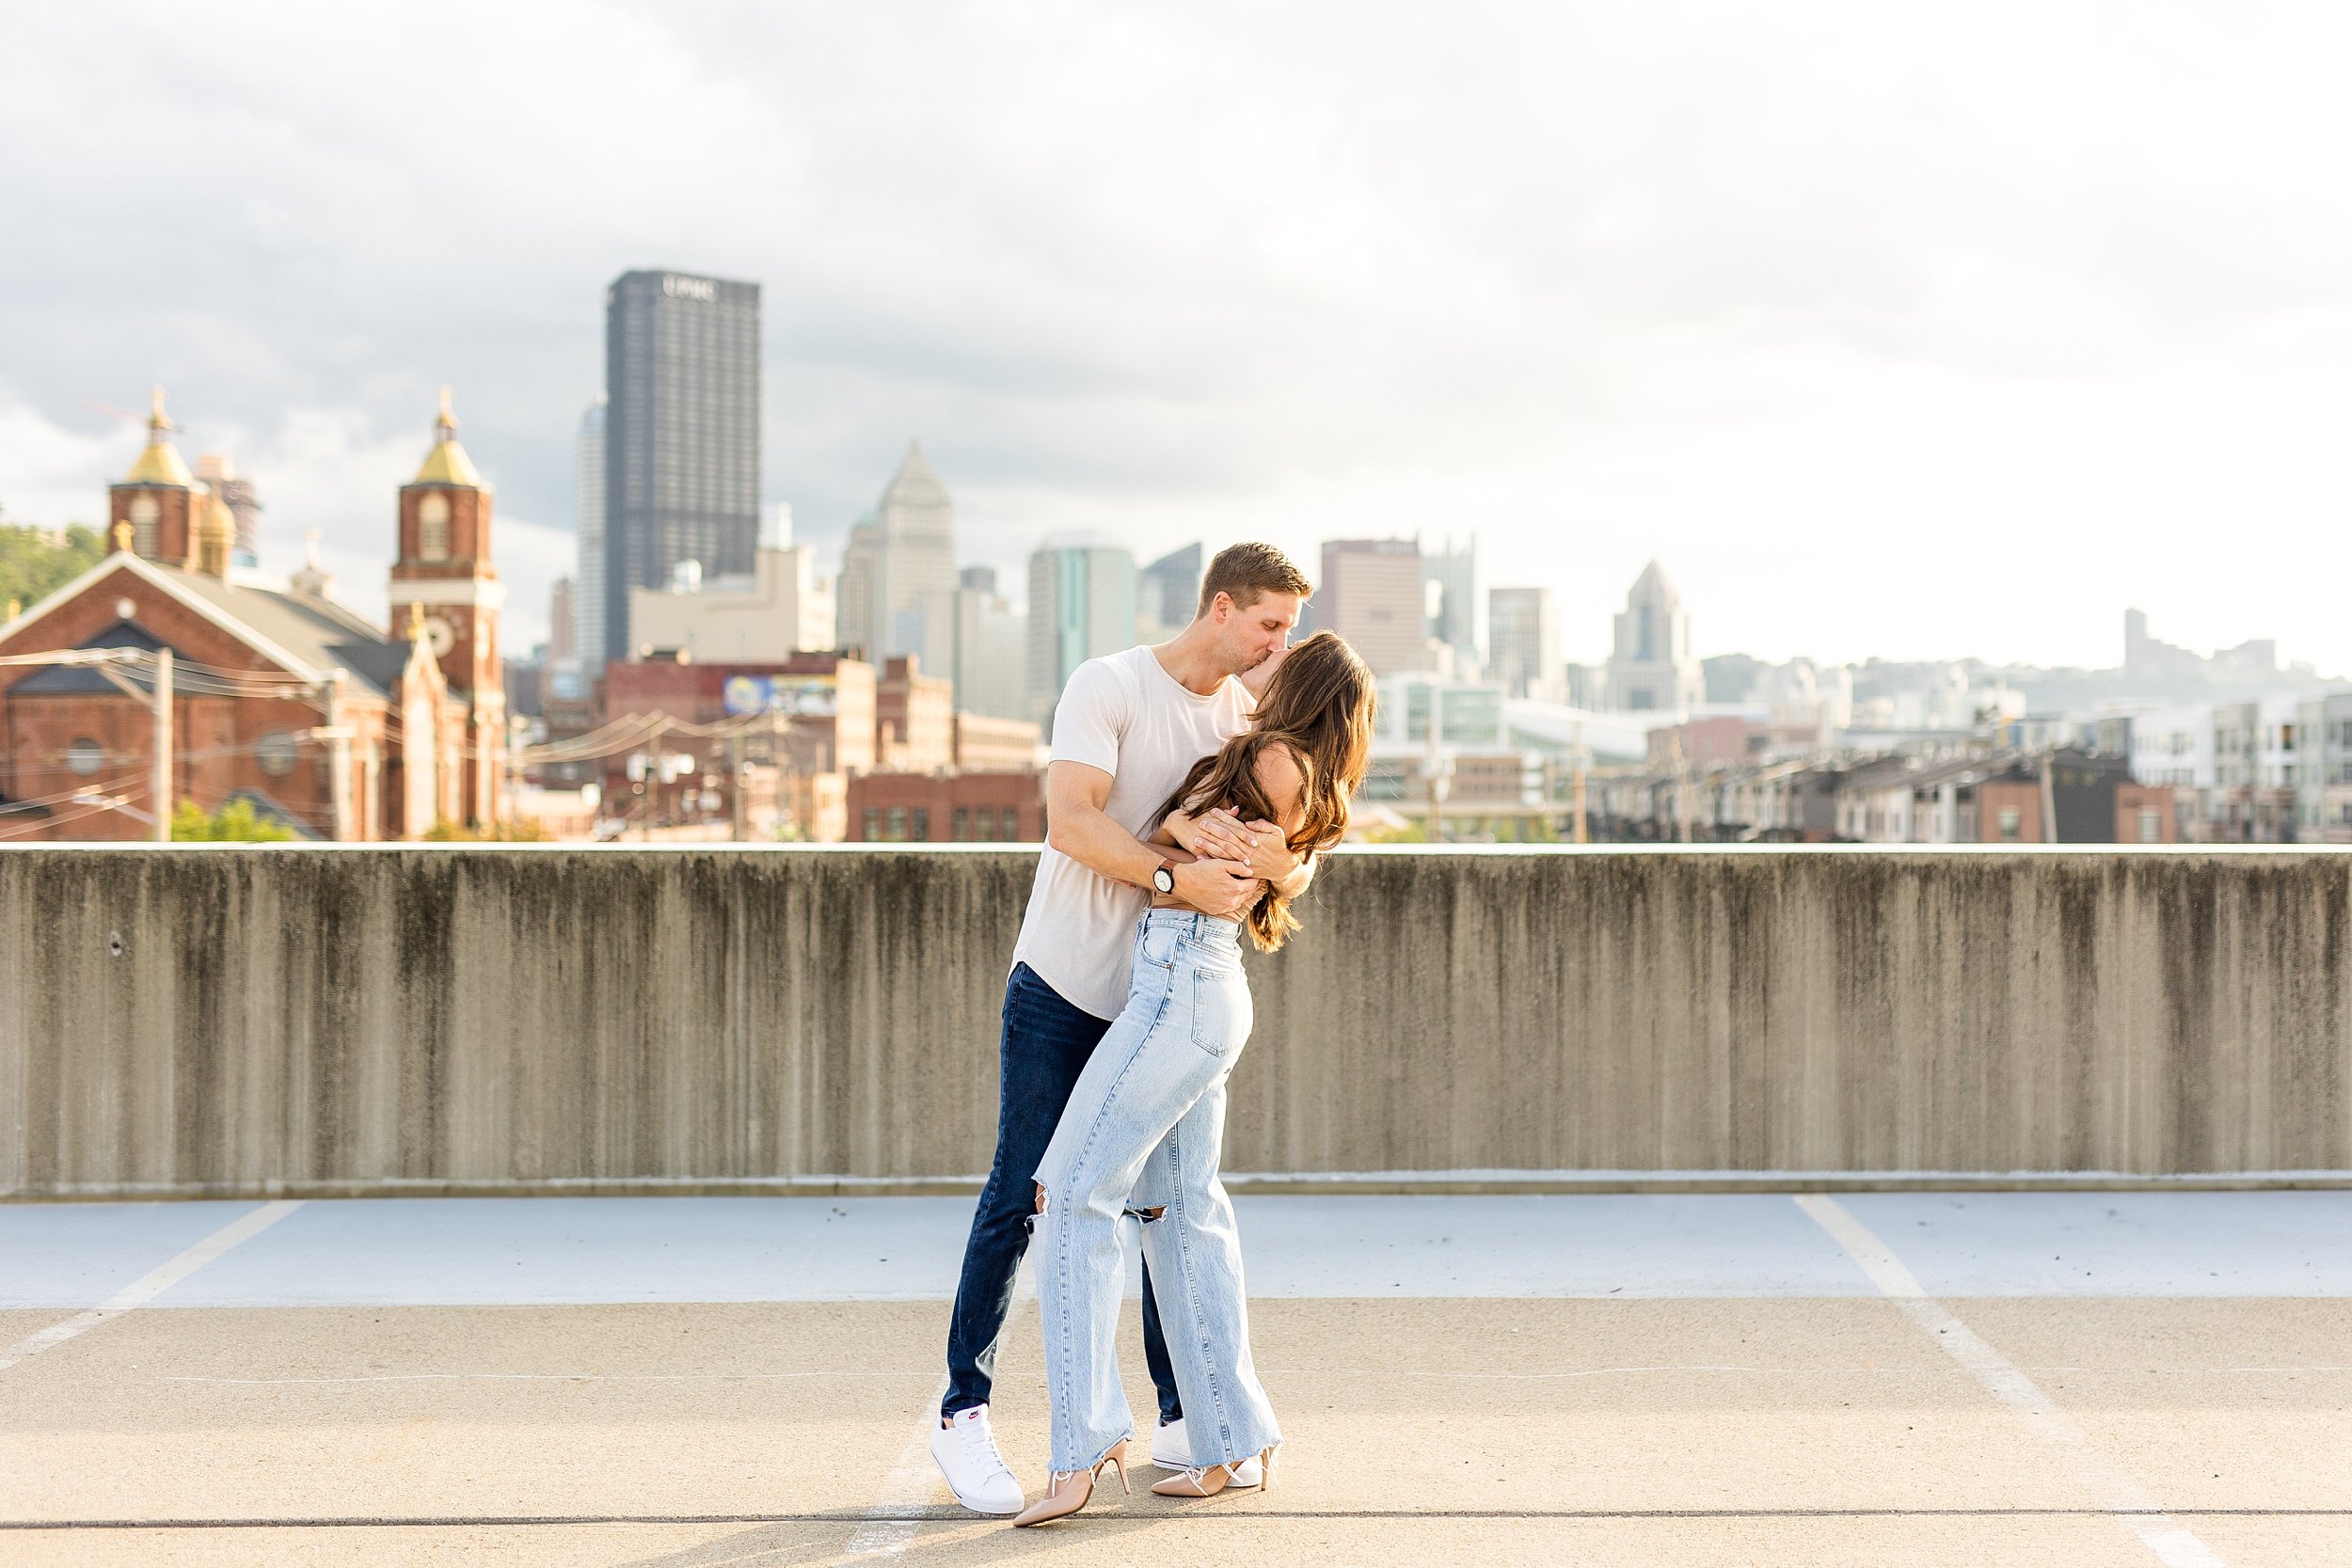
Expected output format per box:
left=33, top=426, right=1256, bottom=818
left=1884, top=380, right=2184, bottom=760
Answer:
left=1152, top=860, right=1177, bottom=895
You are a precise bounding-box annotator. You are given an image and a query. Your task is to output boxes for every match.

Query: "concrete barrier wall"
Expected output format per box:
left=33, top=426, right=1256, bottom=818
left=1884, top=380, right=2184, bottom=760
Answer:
left=3, top=846, right=2348, bottom=1197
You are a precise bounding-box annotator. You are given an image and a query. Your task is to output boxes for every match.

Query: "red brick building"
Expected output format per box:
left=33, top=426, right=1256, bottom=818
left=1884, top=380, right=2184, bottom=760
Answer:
left=0, top=392, right=500, bottom=840
left=848, top=769, right=1045, bottom=842
left=1646, top=715, right=1765, bottom=769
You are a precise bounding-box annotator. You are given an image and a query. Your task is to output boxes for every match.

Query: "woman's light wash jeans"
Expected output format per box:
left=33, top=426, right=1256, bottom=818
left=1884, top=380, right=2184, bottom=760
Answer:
left=1031, top=909, right=1282, bottom=1473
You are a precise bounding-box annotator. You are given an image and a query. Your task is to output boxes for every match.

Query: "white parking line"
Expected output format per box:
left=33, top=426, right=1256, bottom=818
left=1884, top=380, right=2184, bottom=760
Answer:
left=0, top=1201, right=303, bottom=1374
left=837, top=1377, right=952, bottom=1560
left=838, top=1256, right=1035, bottom=1560
left=1796, top=1195, right=2226, bottom=1568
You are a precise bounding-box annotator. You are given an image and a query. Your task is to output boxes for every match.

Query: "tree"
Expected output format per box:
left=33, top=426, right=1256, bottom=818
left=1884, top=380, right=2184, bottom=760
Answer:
left=171, top=798, right=295, bottom=843
left=0, top=521, right=107, bottom=617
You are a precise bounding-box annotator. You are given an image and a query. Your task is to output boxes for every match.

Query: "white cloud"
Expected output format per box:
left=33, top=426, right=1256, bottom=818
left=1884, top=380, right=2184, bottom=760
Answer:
left=3, top=1, right=2349, bottom=670
left=0, top=398, right=114, bottom=529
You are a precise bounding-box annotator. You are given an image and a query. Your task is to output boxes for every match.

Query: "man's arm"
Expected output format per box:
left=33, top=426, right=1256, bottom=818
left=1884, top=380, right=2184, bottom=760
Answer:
left=1047, top=761, right=1259, bottom=916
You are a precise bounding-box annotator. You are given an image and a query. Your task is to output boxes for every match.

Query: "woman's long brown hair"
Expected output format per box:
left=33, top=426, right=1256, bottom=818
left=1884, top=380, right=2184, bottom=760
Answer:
left=1154, top=631, right=1376, bottom=952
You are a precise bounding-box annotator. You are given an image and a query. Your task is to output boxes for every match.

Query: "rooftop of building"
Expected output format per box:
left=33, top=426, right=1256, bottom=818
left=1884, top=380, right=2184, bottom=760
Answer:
left=6, top=553, right=420, bottom=701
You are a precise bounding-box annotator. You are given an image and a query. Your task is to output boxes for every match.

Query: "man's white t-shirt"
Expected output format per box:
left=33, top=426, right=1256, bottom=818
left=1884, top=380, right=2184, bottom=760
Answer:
left=1010, top=644, right=1255, bottom=1021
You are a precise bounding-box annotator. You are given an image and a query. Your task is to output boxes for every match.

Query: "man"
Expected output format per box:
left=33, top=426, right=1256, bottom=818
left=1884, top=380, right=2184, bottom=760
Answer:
left=930, top=542, right=1317, bottom=1513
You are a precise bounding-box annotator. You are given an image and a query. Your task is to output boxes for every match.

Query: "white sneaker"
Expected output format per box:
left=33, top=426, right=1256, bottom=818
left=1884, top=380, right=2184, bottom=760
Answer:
left=930, top=1405, right=1025, bottom=1515
left=1150, top=1418, right=1263, bottom=1486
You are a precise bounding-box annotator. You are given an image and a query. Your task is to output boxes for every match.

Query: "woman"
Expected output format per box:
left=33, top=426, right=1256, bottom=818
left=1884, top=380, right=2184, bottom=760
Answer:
left=1012, top=630, right=1375, bottom=1527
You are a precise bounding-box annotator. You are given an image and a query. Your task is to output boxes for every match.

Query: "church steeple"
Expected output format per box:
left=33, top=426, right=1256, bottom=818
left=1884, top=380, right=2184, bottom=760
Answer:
left=123, top=387, right=195, bottom=487
left=411, top=386, right=487, bottom=489
left=389, top=387, right=506, bottom=830
left=110, top=386, right=199, bottom=563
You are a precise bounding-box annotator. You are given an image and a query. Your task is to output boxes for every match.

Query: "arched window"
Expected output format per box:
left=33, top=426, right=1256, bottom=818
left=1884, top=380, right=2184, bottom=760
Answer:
left=419, top=493, right=450, bottom=562
left=129, top=495, right=159, bottom=557
left=67, top=737, right=105, bottom=777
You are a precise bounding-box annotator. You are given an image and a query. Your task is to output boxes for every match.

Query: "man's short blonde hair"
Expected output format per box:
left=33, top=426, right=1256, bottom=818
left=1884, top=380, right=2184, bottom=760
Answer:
left=1198, top=542, right=1311, bottom=617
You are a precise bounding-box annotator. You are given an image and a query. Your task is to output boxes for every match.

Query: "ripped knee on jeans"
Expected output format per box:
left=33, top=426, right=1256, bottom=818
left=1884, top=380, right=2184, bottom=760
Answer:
left=1029, top=1184, right=1163, bottom=1224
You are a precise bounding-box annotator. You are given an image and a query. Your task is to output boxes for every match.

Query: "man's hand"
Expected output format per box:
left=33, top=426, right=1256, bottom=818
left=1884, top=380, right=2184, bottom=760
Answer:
left=1172, top=856, right=1258, bottom=917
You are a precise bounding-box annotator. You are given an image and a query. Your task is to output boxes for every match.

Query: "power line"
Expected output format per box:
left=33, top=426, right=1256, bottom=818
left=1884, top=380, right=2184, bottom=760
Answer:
left=0, top=794, right=131, bottom=841
left=0, top=768, right=152, bottom=817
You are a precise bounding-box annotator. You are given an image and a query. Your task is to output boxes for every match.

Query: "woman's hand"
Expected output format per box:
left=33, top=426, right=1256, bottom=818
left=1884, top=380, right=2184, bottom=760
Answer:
left=1165, top=804, right=1260, bottom=864
left=1176, top=807, right=1297, bottom=883
left=1234, top=817, right=1300, bottom=883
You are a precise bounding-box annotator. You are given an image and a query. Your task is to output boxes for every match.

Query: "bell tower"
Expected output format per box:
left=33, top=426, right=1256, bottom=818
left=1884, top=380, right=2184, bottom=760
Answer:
left=108, top=388, right=198, bottom=565
left=389, top=388, right=507, bottom=824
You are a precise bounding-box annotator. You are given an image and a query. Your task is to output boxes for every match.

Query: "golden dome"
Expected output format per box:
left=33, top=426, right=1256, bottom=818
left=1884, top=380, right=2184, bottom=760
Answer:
left=199, top=489, right=235, bottom=542
left=411, top=385, right=487, bottom=488
left=194, top=488, right=236, bottom=576
left=123, top=386, right=195, bottom=487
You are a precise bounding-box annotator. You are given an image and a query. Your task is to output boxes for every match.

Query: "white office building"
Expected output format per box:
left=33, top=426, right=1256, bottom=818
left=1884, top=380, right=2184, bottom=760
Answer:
left=1601, top=561, right=1703, bottom=713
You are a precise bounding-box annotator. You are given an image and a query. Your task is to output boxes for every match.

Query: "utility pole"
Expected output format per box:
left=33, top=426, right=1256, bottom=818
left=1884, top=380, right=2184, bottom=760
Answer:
left=1422, top=746, right=1452, bottom=844
left=316, top=670, right=352, bottom=842
left=771, top=709, right=787, bottom=840
left=1572, top=720, right=1589, bottom=845
left=506, top=712, right=526, bottom=832
left=150, top=648, right=172, bottom=843
left=1671, top=732, right=1692, bottom=845
left=729, top=728, right=746, bottom=842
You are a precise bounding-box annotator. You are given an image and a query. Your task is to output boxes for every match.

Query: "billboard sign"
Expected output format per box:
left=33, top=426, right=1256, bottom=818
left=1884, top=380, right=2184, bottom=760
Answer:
left=722, top=674, right=837, bottom=718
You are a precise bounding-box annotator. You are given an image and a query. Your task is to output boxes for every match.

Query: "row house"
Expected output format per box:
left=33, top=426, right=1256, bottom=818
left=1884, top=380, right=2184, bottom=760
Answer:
left=1595, top=747, right=2173, bottom=846
left=2294, top=693, right=2352, bottom=842
left=2128, top=694, right=2351, bottom=843
left=1591, top=757, right=1836, bottom=843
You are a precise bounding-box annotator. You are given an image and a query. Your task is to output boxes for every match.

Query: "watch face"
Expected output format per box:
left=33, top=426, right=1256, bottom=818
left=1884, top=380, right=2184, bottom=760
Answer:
left=1153, top=866, right=1174, bottom=894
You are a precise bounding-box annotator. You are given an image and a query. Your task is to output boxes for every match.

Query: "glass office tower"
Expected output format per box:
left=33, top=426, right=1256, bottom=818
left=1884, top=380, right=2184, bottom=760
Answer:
left=601, top=270, right=761, bottom=661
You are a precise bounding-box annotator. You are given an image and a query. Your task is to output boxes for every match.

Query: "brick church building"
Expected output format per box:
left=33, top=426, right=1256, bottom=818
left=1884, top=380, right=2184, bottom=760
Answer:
left=0, top=390, right=506, bottom=840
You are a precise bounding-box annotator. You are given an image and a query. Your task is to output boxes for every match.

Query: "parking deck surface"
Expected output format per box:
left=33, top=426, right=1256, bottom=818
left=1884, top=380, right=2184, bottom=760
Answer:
left=3, top=1193, right=2347, bottom=1566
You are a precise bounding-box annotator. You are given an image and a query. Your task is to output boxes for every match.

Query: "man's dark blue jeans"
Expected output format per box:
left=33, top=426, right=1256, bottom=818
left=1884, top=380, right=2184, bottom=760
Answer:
left=942, top=961, right=1182, bottom=1425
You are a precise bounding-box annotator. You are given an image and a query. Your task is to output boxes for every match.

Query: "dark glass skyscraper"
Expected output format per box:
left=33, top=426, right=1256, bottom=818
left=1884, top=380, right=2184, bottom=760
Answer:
left=602, top=269, right=761, bottom=661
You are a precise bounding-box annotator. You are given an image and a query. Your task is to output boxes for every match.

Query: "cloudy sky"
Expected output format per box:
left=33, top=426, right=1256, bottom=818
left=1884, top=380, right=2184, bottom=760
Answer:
left=3, top=2, right=2347, bottom=673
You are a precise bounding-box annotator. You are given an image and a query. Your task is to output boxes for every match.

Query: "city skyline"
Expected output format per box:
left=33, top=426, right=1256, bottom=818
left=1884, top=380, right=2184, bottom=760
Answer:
left=4, top=7, right=2351, bottom=673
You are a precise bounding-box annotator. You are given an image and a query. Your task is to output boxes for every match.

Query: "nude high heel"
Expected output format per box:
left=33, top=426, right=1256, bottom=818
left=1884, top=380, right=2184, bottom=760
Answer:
left=1009, top=1439, right=1130, bottom=1527
left=1149, top=1444, right=1277, bottom=1498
